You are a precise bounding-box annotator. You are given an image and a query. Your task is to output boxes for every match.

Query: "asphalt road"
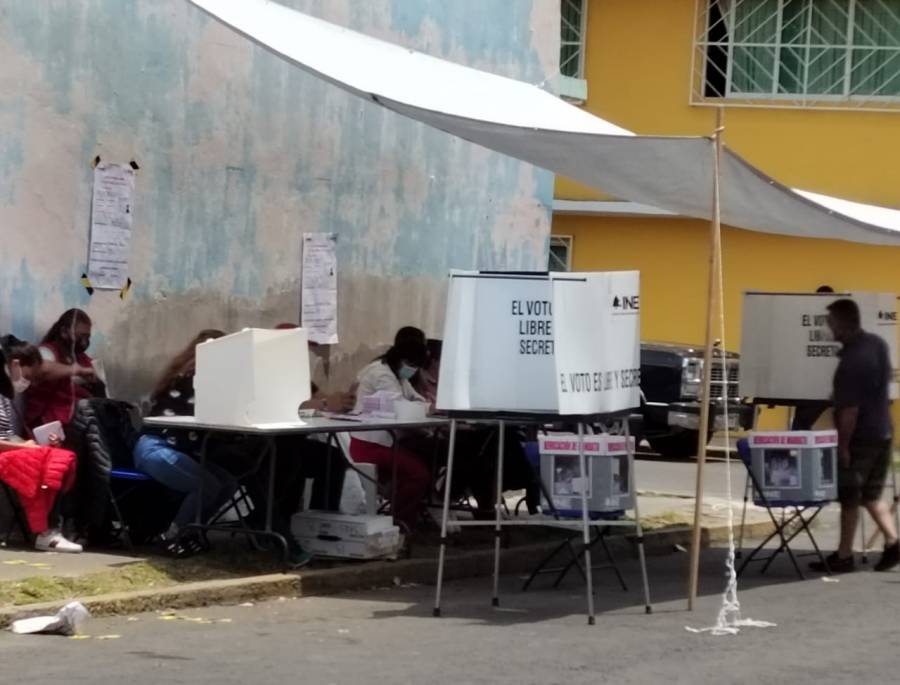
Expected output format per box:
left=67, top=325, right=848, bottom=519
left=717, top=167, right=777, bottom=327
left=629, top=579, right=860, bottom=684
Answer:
left=3, top=517, right=898, bottom=685
left=635, top=455, right=746, bottom=499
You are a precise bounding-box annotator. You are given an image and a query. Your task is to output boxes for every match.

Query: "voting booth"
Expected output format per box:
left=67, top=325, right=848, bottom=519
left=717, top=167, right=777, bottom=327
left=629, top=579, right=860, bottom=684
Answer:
left=539, top=434, right=635, bottom=516
left=740, top=291, right=899, bottom=402
left=437, top=270, right=641, bottom=416
left=432, top=270, right=651, bottom=623
left=746, top=431, right=838, bottom=505
left=195, top=328, right=311, bottom=426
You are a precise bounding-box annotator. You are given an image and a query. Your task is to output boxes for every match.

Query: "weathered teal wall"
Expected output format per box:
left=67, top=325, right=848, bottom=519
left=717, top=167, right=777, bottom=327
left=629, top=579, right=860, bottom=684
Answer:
left=0, top=0, right=557, bottom=397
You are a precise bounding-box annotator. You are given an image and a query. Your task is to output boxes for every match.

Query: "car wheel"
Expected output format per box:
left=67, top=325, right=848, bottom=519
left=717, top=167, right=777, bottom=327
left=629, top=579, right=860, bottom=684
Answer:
left=649, top=430, right=711, bottom=460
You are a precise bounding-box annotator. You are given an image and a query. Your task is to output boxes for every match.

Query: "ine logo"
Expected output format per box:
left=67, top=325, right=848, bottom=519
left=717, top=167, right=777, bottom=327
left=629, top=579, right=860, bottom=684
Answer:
left=612, top=295, right=640, bottom=313
left=878, top=311, right=897, bottom=322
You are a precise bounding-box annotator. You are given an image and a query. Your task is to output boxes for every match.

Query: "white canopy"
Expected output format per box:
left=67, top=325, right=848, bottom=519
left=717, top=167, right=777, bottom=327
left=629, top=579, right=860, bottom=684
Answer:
left=189, top=0, right=900, bottom=246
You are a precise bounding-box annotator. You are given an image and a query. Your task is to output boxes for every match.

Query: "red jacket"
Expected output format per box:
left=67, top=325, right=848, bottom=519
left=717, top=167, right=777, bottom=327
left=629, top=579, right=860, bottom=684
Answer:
left=0, top=446, right=76, bottom=533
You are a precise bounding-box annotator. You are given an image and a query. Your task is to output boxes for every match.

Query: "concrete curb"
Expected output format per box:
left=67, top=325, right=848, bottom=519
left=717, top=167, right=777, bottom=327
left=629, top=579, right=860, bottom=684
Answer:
left=0, top=520, right=774, bottom=628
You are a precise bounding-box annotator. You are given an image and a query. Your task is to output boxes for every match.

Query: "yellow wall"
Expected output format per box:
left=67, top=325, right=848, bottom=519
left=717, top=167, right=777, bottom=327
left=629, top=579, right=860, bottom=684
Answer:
left=555, top=215, right=900, bottom=346
left=554, top=214, right=900, bottom=428
left=553, top=0, right=900, bottom=429
left=555, top=0, right=900, bottom=203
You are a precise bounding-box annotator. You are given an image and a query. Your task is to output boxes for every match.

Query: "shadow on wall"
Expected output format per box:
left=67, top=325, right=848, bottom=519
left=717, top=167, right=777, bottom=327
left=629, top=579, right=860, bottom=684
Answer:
left=102, top=273, right=445, bottom=402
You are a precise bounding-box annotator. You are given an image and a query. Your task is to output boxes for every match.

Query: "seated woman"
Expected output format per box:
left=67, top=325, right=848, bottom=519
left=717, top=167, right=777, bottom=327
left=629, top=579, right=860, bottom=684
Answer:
left=0, top=343, right=82, bottom=553
left=273, top=323, right=355, bottom=511
left=134, top=330, right=239, bottom=558
left=26, top=309, right=105, bottom=431
left=350, top=327, right=431, bottom=532
left=415, top=338, right=540, bottom=516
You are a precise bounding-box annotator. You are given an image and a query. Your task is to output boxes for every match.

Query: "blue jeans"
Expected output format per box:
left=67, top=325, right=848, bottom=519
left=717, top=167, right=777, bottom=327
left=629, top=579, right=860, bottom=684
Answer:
left=134, top=434, right=237, bottom=530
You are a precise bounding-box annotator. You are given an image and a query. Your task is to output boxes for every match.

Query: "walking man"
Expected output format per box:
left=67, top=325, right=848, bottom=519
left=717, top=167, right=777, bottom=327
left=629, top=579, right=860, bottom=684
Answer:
left=811, top=299, right=899, bottom=573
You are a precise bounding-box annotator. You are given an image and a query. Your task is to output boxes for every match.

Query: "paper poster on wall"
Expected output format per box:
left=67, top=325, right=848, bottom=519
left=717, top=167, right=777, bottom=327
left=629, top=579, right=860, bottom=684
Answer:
left=301, top=233, right=338, bottom=344
left=436, top=270, right=641, bottom=416
left=87, top=163, right=135, bottom=290
left=740, top=291, right=898, bottom=401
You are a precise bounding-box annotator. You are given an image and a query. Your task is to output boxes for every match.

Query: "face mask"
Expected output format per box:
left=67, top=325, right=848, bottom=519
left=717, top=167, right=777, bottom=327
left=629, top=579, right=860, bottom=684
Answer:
left=398, top=363, right=418, bottom=381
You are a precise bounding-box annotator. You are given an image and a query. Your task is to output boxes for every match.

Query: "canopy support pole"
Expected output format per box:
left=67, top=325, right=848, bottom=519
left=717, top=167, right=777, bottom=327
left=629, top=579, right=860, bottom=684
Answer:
left=688, top=107, right=725, bottom=611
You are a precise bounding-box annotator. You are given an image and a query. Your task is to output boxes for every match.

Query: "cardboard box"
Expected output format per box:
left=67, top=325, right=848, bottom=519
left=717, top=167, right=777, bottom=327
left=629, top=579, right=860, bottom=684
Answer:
left=195, top=328, right=311, bottom=426
left=291, top=512, right=401, bottom=560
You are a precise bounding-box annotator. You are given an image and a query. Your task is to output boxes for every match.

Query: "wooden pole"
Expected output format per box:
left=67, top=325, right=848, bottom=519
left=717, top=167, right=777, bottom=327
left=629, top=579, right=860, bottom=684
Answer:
left=687, top=107, right=725, bottom=611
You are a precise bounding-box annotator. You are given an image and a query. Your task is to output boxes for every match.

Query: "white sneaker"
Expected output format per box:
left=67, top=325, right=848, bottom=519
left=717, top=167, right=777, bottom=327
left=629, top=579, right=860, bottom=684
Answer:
left=34, top=530, right=83, bottom=554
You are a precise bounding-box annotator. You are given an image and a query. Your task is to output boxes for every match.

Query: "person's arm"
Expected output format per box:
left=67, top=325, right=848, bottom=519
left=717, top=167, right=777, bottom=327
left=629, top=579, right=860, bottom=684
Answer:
left=301, top=385, right=357, bottom=413
left=0, top=438, right=36, bottom=452
left=35, top=360, right=95, bottom=383
left=832, top=358, right=863, bottom=468
left=834, top=406, right=859, bottom=468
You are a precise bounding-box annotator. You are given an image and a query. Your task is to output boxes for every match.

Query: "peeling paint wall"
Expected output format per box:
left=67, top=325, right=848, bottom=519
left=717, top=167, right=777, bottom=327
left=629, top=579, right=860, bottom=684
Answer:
left=0, top=0, right=557, bottom=399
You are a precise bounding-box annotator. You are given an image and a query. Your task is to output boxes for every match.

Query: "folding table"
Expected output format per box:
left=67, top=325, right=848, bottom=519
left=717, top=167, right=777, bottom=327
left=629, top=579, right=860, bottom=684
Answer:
left=142, top=415, right=447, bottom=561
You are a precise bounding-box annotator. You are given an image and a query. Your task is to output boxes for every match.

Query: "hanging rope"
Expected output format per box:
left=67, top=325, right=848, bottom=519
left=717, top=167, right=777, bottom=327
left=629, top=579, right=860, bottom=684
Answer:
left=687, top=114, right=775, bottom=636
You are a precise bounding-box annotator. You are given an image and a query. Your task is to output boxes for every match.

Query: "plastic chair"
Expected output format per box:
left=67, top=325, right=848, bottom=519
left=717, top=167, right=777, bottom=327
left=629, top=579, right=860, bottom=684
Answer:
left=107, top=468, right=154, bottom=550
left=735, top=438, right=832, bottom=579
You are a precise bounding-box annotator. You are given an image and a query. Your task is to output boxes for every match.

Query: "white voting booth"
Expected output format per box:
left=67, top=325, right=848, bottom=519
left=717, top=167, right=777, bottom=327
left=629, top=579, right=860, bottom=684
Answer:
left=737, top=292, right=900, bottom=574
left=437, top=270, right=641, bottom=415
left=740, top=292, right=899, bottom=401
left=195, top=328, right=311, bottom=426
left=432, top=270, right=650, bottom=623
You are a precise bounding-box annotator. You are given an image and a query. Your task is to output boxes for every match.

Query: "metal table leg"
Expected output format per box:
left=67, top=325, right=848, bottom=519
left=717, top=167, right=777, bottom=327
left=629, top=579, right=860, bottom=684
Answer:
left=627, top=420, right=652, bottom=615
left=576, top=422, right=596, bottom=625
left=433, top=419, right=458, bottom=617
left=492, top=421, right=506, bottom=608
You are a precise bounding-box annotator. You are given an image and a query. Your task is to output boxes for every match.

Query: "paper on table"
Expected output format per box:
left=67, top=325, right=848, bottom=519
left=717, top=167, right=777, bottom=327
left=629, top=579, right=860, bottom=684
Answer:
left=250, top=420, right=308, bottom=430
left=301, top=233, right=338, bottom=344
left=88, top=163, right=136, bottom=290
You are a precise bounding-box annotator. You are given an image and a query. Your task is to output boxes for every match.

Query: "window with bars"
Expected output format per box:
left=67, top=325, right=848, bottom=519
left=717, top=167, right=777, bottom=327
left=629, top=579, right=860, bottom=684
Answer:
left=693, top=0, right=900, bottom=110
left=549, top=236, right=573, bottom=272
left=561, top=0, right=587, bottom=78
left=560, top=0, right=589, bottom=101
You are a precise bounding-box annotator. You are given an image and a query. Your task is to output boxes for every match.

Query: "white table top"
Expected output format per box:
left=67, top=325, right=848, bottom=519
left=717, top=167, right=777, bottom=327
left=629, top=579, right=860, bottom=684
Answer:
left=142, top=414, right=448, bottom=435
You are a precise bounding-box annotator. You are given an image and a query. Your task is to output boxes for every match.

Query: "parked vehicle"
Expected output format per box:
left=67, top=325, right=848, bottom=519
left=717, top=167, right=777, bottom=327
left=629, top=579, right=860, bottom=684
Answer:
left=638, top=342, right=753, bottom=459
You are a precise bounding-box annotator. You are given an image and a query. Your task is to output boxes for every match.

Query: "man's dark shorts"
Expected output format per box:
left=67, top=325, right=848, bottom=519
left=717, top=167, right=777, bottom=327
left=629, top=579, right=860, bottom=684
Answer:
left=838, top=441, right=892, bottom=505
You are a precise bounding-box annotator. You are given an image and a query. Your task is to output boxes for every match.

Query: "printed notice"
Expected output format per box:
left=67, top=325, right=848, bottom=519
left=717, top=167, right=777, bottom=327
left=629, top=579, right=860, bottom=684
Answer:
left=301, top=233, right=338, bottom=344
left=88, top=163, right=136, bottom=289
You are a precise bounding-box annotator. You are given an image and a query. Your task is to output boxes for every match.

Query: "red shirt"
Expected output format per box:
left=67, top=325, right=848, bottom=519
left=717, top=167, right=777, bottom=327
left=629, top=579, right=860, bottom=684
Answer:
left=24, top=341, right=94, bottom=429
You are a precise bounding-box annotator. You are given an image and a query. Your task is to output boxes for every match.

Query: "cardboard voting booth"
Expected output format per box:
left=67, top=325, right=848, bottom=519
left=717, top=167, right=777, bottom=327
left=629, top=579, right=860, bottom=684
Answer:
left=194, top=328, right=311, bottom=426
left=740, top=291, right=899, bottom=401
left=432, top=270, right=652, bottom=622
left=747, top=431, right=838, bottom=504
left=539, top=434, right=635, bottom=516
left=436, top=270, right=641, bottom=416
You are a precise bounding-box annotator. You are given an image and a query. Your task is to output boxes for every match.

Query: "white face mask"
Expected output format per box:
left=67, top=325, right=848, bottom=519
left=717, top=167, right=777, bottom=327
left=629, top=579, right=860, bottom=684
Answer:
left=8, top=363, right=30, bottom=395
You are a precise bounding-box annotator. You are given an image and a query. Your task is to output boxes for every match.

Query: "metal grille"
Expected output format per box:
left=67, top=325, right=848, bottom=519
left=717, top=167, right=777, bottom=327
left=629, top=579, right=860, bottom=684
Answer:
left=561, top=0, right=587, bottom=78
left=709, top=362, right=741, bottom=400
left=549, top=236, right=573, bottom=272
left=692, top=0, right=900, bottom=111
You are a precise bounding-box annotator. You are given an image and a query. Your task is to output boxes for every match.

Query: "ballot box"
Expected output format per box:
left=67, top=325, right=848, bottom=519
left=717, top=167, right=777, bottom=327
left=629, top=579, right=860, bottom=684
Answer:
left=539, top=433, right=635, bottom=516
left=747, top=430, right=838, bottom=504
